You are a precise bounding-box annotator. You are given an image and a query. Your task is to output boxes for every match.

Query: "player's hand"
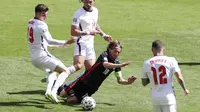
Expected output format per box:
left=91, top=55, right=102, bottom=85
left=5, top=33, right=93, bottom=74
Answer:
left=103, top=35, right=112, bottom=42
left=62, top=36, right=76, bottom=48
left=62, top=40, right=70, bottom=48
left=184, top=89, right=189, bottom=95
left=127, top=76, right=137, bottom=84
left=121, top=61, right=132, bottom=67
left=67, top=36, right=76, bottom=44
left=62, top=43, right=70, bottom=48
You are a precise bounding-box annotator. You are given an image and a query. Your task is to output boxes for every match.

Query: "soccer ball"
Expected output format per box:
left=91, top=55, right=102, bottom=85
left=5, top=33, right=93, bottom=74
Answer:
left=81, top=96, right=96, bottom=110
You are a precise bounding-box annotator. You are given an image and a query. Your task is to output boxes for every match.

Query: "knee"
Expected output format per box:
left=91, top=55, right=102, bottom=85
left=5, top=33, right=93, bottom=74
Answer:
left=67, top=96, right=80, bottom=105
left=59, top=89, right=67, bottom=97
left=74, top=63, right=84, bottom=71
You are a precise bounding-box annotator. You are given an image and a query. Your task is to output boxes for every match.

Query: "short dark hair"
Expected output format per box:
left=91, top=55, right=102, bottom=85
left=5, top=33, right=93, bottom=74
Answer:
left=152, top=40, right=164, bottom=51
left=79, top=0, right=95, bottom=2
left=35, top=4, right=49, bottom=13
left=107, top=40, right=122, bottom=52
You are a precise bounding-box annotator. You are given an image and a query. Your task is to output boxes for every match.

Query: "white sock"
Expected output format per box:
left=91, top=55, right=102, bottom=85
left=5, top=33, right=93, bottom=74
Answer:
left=52, top=72, right=69, bottom=95
left=46, top=72, right=57, bottom=94
left=68, top=65, right=76, bottom=74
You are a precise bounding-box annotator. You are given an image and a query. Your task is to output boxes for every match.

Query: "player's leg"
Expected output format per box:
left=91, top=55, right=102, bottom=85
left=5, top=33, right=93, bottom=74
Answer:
left=67, top=43, right=86, bottom=75
left=162, top=104, right=176, bottom=112
left=84, top=47, right=96, bottom=70
left=58, top=75, right=81, bottom=97
left=31, top=58, right=57, bottom=96
left=153, top=105, right=162, bottom=112
left=41, top=69, right=53, bottom=83
left=35, top=56, right=69, bottom=103
left=67, top=95, right=80, bottom=104
left=73, top=55, right=85, bottom=71
left=46, top=71, right=57, bottom=94
left=66, top=90, right=88, bottom=105
left=58, top=82, right=83, bottom=105
left=48, top=62, right=71, bottom=103
left=84, top=59, right=96, bottom=70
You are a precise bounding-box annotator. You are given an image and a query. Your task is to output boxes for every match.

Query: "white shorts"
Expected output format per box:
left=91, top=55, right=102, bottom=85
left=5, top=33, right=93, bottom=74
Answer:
left=31, top=55, right=62, bottom=72
left=74, top=42, right=96, bottom=60
left=153, top=104, right=176, bottom=112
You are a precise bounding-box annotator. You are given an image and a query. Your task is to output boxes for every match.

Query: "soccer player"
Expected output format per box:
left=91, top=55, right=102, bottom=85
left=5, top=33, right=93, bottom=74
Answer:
left=141, top=40, right=189, bottom=112
left=57, top=40, right=137, bottom=104
left=27, top=4, right=75, bottom=103
left=67, top=0, right=112, bottom=76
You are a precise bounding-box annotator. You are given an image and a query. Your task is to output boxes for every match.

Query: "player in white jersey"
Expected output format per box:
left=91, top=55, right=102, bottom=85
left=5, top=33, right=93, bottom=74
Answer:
left=27, top=4, right=75, bottom=103
left=66, top=0, right=112, bottom=76
left=142, top=40, right=189, bottom=112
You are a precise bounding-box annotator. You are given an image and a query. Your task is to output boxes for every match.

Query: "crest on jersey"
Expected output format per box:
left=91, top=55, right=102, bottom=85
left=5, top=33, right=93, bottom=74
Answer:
left=103, top=57, right=108, bottom=61
left=73, top=18, right=77, bottom=22
left=42, top=29, right=47, bottom=33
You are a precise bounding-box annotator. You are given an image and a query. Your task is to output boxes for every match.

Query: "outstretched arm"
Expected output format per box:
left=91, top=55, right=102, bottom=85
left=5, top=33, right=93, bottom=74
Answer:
left=115, top=71, right=136, bottom=85
left=47, top=36, right=76, bottom=48
left=103, top=61, right=131, bottom=69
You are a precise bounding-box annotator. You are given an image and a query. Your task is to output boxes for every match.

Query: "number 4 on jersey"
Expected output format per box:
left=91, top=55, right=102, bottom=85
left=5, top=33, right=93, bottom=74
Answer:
left=28, top=27, right=34, bottom=43
left=151, top=65, right=167, bottom=85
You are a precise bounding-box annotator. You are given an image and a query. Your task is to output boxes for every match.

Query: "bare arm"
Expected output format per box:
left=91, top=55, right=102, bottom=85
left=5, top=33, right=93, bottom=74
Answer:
left=62, top=36, right=76, bottom=48
left=71, top=25, right=100, bottom=37
left=102, top=61, right=131, bottom=69
left=175, top=72, right=189, bottom=95
left=96, top=24, right=105, bottom=37
left=115, top=71, right=136, bottom=85
left=71, top=25, right=88, bottom=36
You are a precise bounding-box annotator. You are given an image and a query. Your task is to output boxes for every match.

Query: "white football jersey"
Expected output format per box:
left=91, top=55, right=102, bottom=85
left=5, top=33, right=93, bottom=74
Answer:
left=142, top=56, right=181, bottom=105
left=27, top=18, right=66, bottom=60
left=72, top=6, right=98, bottom=45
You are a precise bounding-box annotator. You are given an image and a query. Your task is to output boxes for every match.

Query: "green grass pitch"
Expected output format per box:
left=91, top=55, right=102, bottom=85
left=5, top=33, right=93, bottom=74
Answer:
left=0, top=0, right=200, bottom=112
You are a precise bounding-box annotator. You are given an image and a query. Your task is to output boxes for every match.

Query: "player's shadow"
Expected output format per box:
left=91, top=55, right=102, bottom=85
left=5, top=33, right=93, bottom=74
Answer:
left=178, top=62, right=200, bottom=66
left=0, top=99, right=52, bottom=109
left=7, top=90, right=45, bottom=95
left=62, top=102, right=116, bottom=111
left=60, top=102, right=84, bottom=111
left=97, top=102, right=116, bottom=106
left=60, top=101, right=82, bottom=107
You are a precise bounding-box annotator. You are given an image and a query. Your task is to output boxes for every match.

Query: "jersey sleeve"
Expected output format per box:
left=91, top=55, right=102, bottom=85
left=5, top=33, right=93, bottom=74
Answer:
left=72, top=11, right=80, bottom=27
left=100, top=52, right=109, bottom=62
left=171, top=57, right=181, bottom=73
left=40, top=24, right=66, bottom=46
left=142, top=61, right=149, bottom=79
left=94, top=7, right=99, bottom=21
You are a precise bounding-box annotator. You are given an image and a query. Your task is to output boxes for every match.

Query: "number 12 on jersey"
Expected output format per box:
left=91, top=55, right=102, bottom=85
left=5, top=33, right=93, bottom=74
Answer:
left=151, top=65, right=167, bottom=85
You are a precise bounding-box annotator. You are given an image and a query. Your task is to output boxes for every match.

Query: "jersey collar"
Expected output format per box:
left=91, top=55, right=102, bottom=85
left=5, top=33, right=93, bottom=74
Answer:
left=83, top=6, right=93, bottom=12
